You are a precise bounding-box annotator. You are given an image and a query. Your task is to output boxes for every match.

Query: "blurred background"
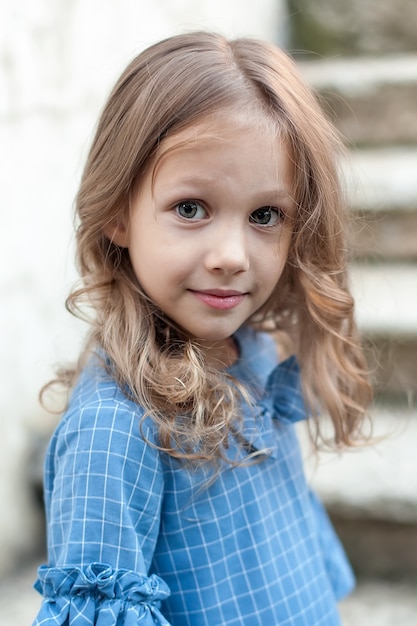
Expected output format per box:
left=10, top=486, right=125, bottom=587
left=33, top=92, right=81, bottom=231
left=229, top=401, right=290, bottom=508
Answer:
left=1, top=1, right=416, bottom=624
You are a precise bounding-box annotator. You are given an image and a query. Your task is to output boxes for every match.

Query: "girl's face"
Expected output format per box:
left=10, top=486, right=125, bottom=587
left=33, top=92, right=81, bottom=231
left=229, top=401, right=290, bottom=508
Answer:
left=113, top=112, right=295, bottom=363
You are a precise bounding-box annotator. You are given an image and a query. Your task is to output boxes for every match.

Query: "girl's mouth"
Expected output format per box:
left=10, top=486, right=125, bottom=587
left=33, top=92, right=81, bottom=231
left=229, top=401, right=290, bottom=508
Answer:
left=189, top=289, right=247, bottom=310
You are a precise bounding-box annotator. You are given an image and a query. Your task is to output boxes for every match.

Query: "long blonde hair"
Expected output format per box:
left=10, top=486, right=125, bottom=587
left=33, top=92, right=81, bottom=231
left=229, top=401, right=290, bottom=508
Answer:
left=55, top=32, right=372, bottom=462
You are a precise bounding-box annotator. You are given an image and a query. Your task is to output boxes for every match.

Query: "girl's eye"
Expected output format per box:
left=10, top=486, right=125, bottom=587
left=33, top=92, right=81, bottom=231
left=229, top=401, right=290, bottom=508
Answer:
left=249, top=206, right=283, bottom=226
left=175, top=200, right=207, bottom=220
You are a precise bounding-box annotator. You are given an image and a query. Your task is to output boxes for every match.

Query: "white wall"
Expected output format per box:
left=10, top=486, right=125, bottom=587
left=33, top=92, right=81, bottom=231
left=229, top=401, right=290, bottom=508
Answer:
left=0, top=0, right=287, bottom=575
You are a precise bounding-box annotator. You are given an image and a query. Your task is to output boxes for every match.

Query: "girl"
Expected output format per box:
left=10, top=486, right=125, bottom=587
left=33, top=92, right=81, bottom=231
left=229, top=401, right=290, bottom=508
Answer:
left=33, top=32, right=372, bottom=626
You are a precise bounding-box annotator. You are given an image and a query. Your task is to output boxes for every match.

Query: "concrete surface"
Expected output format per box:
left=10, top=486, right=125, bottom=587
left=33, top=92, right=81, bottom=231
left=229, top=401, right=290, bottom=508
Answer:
left=290, top=0, right=417, bottom=55
left=300, top=55, right=417, bottom=93
left=345, top=148, right=417, bottom=213
left=339, top=580, right=417, bottom=625
left=300, top=54, right=417, bottom=146
left=351, top=264, right=417, bottom=337
left=301, top=409, right=417, bottom=523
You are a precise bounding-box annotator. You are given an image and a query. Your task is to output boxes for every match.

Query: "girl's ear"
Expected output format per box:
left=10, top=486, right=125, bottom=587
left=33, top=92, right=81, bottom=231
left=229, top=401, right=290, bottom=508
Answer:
left=104, top=219, right=129, bottom=248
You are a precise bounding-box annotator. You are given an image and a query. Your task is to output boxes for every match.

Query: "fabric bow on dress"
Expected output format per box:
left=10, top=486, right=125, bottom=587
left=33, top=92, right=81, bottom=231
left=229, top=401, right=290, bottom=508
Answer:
left=236, top=355, right=307, bottom=459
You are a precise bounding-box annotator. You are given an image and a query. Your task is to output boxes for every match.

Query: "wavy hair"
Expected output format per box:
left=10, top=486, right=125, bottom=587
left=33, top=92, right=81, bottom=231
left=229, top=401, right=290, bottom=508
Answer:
left=52, top=31, right=372, bottom=462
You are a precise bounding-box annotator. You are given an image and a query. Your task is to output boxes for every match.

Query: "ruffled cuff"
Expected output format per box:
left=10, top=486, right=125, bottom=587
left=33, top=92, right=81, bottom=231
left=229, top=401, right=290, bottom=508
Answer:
left=33, top=562, right=171, bottom=626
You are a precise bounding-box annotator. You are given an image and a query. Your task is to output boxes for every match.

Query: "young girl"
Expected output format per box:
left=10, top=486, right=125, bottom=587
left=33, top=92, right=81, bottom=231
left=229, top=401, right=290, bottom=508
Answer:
left=33, top=31, right=372, bottom=626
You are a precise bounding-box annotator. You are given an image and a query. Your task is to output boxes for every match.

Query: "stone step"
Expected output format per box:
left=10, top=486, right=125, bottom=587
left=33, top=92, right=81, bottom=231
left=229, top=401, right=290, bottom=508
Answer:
left=299, top=54, right=417, bottom=146
left=300, top=406, right=417, bottom=579
left=350, top=209, right=417, bottom=261
left=344, top=147, right=417, bottom=260
left=345, top=148, right=417, bottom=213
left=340, top=580, right=417, bottom=625
left=288, top=0, right=417, bottom=57
left=301, top=408, right=417, bottom=523
left=351, top=263, right=417, bottom=337
left=351, top=263, right=417, bottom=394
left=364, top=334, right=417, bottom=398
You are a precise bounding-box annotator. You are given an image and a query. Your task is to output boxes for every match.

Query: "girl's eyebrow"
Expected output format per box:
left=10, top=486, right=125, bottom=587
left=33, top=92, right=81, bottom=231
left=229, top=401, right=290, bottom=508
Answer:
left=162, top=175, right=294, bottom=199
left=163, top=174, right=220, bottom=188
left=255, top=188, right=294, bottom=201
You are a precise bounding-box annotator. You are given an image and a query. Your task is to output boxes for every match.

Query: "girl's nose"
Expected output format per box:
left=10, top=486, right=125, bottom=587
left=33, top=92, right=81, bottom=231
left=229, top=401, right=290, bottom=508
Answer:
left=205, top=226, right=250, bottom=274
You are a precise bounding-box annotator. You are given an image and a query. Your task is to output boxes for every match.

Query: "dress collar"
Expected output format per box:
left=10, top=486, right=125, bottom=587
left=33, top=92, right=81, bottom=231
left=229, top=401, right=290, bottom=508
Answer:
left=227, top=354, right=307, bottom=462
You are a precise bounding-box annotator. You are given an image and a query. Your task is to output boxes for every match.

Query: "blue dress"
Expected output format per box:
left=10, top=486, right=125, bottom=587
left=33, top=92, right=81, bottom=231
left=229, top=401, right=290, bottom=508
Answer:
left=33, top=327, right=354, bottom=625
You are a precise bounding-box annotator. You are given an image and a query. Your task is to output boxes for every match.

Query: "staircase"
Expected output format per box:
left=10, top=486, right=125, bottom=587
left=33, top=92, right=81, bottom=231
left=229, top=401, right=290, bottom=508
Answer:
left=288, top=2, right=417, bottom=622
left=299, top=54, right=417, bottom=404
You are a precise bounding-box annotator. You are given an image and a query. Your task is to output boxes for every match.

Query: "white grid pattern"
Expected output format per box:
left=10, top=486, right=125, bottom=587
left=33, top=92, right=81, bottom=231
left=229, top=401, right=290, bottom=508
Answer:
left=33, top=328, right=353, bottom=625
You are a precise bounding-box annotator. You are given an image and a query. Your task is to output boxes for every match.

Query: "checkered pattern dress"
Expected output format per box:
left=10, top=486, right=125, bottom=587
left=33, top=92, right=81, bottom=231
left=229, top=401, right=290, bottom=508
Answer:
left=33, top=327, right=353, bottom=625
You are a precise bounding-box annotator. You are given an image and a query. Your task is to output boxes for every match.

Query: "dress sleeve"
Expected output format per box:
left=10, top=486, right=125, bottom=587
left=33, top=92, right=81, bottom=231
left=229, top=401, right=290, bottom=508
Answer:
left=32, top=390, right=171, bottom=625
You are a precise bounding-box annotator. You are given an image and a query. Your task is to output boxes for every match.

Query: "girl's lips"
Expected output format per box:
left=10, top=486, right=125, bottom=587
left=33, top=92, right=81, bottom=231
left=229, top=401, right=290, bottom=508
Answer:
left=189, top=289, right=247, bottom=310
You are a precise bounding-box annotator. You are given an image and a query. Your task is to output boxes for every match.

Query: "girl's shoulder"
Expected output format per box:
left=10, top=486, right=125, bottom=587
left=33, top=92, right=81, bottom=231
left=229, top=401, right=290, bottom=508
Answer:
left=53, top=354, right=157, bottom=451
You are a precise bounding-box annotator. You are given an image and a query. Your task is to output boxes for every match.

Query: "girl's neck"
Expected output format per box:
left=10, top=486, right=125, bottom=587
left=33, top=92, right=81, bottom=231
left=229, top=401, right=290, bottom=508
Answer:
left=198, top=336, right=239, bottom=369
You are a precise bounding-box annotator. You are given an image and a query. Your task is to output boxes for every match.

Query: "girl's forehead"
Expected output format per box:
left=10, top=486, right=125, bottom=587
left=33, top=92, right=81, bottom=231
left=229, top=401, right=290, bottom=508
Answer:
left=144, top=110, right=296, bottom=211
left=155, top=109, right=283, bottom=161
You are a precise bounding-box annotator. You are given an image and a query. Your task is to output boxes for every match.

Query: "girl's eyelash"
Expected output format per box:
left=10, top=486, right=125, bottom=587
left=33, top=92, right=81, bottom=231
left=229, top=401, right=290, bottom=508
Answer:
left=173, top=202, right=285, bottom=226
left=175, top=200, right=207, bottom=219
left=249, top=206, right=284, bottom=227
